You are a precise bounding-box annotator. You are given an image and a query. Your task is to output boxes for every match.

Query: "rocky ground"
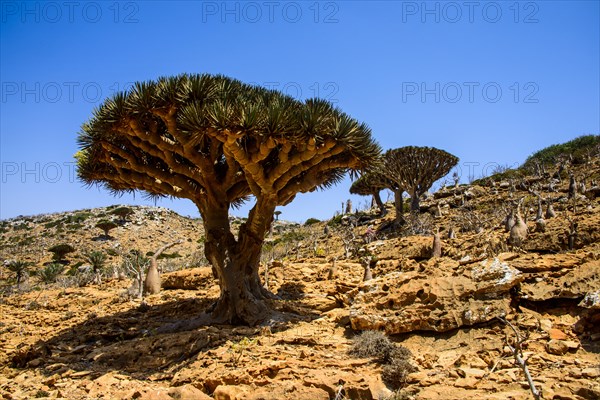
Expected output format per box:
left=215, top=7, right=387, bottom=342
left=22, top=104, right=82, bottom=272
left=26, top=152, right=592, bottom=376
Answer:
left=1, top=157, right=599, bottom=400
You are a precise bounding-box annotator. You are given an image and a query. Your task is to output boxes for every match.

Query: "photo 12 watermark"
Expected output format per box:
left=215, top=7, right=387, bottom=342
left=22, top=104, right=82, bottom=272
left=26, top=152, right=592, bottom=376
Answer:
left=1, top=81, right=136, bottom=104
left=248, top=81, right=339, bottom=102
left=448, top=161, right=519, bottom=184
left=400, top=1, right=540, bottom=24
left=1, top=1, right=140, bottom=24
left=401, top=81, right=539, bottom=104
left=2, top=162, right=77, bottom=184
left=1, top=80, right=340, bottom=104
left=200, top=1, right=340, bottom=23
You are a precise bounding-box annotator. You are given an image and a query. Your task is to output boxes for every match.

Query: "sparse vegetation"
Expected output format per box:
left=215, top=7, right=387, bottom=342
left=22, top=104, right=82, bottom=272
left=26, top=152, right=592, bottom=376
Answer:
left=350, top=330, right=416, bottom=390
left=349, top=330, right=400, bottom=364
left=382, top=356, right=418, bottom=390
left=304, top=218, right=321, bottom=226
left=523, top=134, right=600, bottom=169
left=6, top=260, right=31, bottom=287
left=48, top=244, right=75, bottom=262
left=95, top=220, right=118, bottom=238
left=38, top=263, right=64, bottom=284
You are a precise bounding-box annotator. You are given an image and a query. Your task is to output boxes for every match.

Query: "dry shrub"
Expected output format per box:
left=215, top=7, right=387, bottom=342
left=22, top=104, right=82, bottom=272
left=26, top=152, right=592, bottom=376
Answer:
left=349, top=330, right=398, bottom=363
left=382, top=356, right=418, bottom=390
left=350, top=330, right=416, bottom=390
left=400, top=213, right=435, bottom=236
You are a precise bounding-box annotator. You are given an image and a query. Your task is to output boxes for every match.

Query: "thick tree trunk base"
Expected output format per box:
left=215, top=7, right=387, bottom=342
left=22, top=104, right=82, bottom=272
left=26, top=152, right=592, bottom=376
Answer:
left=208, top=274, right=273, bottom=326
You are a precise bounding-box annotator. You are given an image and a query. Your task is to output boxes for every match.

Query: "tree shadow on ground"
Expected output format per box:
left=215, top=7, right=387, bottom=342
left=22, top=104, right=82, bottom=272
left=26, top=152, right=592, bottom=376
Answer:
left=11, top=293, right=322, bottom=380
left=91, top=235, right=113, bottom=242
left=276, top=282, right=306, bottom=300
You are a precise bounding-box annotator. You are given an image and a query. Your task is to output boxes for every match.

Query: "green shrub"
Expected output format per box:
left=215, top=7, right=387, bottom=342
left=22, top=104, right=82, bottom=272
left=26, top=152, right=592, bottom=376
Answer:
left=65, top=212, right=92, bottom=224
left=14, top=223, right=30, bottom=230
left=327, top=214, right=344, bottom=226
left=6, top=260, right=31, bottom=286
left=44, top=219, right=63, bottom=229
left=304, top=218, right=321, bottom=226
left=523, top=134, right=599, bottom=169
left=38, top=263, right=64, bottom=283
left=85, top=251, right=107, bottom=273
left=18, top=237, right=35, bottom=246
left=48, top=244, right=75, bottom=261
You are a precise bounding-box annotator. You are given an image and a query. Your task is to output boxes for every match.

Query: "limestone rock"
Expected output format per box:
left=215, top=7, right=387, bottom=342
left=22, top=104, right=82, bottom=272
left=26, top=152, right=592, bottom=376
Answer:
left=546, top=340, right=569, bottom=355
left=168, top=385, right=212, bottom=400
left=162, top=267, right=213, bottom=290
left=579, top=290, right=600, bottom=309
left=520, top=260, right=600, bottom=301
left=349, top=258, right=522, bottom=334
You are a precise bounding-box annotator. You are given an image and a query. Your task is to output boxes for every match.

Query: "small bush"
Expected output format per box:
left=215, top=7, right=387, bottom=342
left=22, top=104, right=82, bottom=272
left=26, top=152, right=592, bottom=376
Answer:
left=382, top=357, right=417, bottom=390
left=349, top=330, right=398, bottom=363
left=38, top=263, right=64, bottom=284
left=304, top=217, right=321, bottom=226
left=350, top=330, right=416, bottom=390
left=327, top=214, right=344, bottom=226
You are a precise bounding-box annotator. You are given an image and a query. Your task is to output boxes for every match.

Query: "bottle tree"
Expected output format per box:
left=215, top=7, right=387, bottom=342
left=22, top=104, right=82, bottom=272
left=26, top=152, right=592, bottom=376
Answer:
left=76, top=74, right=380, bottom=325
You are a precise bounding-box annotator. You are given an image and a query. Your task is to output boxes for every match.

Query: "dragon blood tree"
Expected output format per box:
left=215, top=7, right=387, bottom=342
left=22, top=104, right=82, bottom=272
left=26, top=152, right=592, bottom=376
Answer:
left=382, top=146, right=458, bottom=212
left=76, top=74, right=380, bottom=325
left=349, top=171, right=390, bottom=216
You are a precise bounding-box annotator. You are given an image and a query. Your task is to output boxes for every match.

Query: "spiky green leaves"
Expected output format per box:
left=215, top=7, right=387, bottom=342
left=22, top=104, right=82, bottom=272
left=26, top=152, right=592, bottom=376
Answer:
left=383, top=146, right=458, bottom=193
left=350, top=171, right=391, bottom=196
left=76, top=73, right=380, bottom=209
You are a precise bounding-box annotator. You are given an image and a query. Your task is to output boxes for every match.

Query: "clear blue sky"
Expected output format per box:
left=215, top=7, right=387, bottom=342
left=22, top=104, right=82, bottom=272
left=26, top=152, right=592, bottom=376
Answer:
left=1, top=1, right=599, bottom=222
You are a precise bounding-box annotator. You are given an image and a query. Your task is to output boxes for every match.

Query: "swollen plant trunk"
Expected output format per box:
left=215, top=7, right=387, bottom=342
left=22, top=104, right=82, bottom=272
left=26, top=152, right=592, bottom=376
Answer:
left=363, top=264, right=372, bottom=282
left=536, top=198, right=543, bottom=220
left=202, top=200, right=275, bottom=326
left=569, top=175, right=576, bottom=199
left=327, top=258, right=337, bottom=280
left=504, top=209, right=515, bottom=233
left=144, top=240, right=182, bottom=295
left=535, top=218, right=546, bottom=233
left=546, top=202, right=556, bottom=218
left=145, top=261, right=161, bottom=295
left=509, top=212, right=528, bottom=247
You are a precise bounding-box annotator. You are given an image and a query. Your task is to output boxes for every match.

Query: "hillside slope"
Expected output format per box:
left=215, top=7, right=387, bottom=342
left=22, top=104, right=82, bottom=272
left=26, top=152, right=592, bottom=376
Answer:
left=0, top=146, right=599, bottom=400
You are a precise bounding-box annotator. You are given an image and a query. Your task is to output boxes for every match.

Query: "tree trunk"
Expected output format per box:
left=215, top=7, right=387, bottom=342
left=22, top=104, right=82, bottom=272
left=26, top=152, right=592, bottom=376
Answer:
left=373, top=191, right=386, bottom=216
left=201, top=199, right=275, bottom=326
left=410, top=190, right=420, bottom=212
left=393, top=188, right=404, bottom=225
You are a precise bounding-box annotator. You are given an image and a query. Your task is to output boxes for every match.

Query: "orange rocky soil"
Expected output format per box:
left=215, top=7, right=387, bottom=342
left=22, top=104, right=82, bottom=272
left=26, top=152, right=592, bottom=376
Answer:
left=1, top=159, right=599, bottom=400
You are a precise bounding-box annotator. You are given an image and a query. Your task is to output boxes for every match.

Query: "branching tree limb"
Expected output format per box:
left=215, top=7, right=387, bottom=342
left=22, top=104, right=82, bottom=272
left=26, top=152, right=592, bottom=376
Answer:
left=76, top=74, right=381, bottom=324
left=497, top=317, right=542, bottom=400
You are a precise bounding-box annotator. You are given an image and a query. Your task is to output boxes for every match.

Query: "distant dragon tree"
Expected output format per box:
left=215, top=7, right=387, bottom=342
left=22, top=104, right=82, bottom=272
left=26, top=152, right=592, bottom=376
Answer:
left=76, top=73, right=380, bottom=325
